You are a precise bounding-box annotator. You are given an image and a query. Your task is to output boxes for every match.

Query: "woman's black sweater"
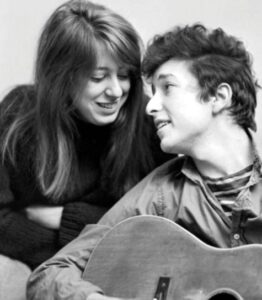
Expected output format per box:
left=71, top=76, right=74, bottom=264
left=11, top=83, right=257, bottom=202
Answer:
left=0, top=85, right=172, bottom=269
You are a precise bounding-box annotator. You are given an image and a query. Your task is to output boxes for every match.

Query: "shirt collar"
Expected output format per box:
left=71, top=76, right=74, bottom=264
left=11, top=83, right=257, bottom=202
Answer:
left=248, top=130, right=262, bottom=184
left=181, top=130, right=262, bottom=184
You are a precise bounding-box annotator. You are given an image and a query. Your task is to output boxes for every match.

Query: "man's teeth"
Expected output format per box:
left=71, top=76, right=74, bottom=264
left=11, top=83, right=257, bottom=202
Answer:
left=158, top=121, right=170, bottom=129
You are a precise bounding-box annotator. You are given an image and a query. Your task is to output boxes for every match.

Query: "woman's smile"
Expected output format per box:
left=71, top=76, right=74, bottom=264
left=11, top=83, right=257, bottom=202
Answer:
left=74, top=43, right=131, bottom=126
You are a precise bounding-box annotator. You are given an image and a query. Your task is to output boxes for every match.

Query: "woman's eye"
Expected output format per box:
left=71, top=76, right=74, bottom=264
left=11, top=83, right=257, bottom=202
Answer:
left=90, top=75, right=105, bottom=82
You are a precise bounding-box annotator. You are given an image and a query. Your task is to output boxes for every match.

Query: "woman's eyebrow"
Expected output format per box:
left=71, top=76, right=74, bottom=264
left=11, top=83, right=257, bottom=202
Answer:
left=95, top=67, right=109, bottom=71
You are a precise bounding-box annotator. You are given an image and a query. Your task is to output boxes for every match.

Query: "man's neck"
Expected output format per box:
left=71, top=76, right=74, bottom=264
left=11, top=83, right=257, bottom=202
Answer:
left=192, top=127, right=253, bottom=179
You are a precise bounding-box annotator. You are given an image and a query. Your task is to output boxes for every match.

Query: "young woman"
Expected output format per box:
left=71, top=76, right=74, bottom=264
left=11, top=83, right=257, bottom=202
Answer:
left=0, top=0, right=172, bottom=298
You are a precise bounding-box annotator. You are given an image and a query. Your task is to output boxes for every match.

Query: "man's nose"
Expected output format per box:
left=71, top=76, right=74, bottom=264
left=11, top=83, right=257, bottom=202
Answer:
left=146, top=93, right=162, bottom=116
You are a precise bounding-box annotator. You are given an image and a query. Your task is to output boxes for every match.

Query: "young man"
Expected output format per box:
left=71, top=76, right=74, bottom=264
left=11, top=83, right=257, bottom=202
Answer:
left=27, top=24, right=261, bottom=300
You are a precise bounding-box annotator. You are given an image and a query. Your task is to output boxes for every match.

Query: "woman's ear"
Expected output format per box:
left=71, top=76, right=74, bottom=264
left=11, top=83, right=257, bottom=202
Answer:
left=211, top=83, right=232, bottom=114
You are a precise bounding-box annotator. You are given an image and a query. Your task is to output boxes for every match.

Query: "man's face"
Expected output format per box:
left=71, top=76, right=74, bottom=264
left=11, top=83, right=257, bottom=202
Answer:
left=146, top=59, right=213, bottom=155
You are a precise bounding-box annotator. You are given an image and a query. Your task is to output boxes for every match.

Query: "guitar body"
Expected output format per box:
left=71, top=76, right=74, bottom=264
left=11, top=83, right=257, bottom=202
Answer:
left=83, top=215, right=262, bottom=300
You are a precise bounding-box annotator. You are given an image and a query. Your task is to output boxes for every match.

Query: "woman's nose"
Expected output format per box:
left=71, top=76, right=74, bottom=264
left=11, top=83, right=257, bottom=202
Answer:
left=146, top=93, right=162, bottom=116
left=105, top=77, right=123, bottom=98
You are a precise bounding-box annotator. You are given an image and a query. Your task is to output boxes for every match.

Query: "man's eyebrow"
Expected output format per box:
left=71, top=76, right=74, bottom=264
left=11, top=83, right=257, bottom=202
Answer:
left=157, top=73, right=176, bottom=81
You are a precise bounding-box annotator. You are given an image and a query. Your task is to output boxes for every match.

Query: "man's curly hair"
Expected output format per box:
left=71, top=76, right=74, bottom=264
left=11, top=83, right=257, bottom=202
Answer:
left=142, top=24, right=259, bottom=131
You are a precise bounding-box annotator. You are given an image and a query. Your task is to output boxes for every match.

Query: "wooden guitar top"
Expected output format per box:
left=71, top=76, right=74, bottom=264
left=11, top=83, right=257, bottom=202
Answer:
left=83, top=215, right=262, bottom=300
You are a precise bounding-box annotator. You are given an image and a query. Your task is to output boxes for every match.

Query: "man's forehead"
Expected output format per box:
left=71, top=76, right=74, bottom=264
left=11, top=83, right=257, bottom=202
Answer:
left=151, top=59, right=190, bottom=81
left=149, top=59, right=201, bottom=93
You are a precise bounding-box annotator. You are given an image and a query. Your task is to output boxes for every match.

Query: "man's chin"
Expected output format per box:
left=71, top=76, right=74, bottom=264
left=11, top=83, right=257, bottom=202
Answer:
left=160, top=142, right=174, bottom=154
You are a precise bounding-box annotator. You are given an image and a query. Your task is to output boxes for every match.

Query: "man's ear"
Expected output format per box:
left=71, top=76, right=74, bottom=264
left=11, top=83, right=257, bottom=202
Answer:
left=211, top=83, right=232, bottom=114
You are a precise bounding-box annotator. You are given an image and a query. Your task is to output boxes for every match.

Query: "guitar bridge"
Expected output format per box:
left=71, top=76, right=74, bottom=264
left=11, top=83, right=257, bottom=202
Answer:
left=153, top=277, right=171, bottom=300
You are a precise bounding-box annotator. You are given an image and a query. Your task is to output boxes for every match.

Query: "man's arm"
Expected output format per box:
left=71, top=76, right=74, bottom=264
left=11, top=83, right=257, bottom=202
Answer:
left=27, top=168, right=161, bottom=300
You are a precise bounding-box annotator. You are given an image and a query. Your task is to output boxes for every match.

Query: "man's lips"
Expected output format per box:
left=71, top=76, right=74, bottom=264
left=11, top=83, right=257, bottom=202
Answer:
left=154, top=119, right=171, bottom=130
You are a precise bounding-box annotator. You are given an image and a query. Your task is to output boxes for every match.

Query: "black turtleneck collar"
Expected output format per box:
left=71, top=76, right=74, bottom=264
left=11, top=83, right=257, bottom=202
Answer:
left=72, top=114, right=112, bottom=156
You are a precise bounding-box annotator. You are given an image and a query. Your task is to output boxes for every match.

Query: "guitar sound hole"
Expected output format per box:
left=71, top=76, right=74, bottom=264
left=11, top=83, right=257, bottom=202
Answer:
left=209, top=293, right=239, bottom=300
left=207, top=288, right=243, bottom=300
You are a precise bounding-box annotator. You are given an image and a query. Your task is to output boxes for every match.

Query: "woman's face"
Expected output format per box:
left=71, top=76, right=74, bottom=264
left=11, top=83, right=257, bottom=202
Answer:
left=74, top=44, right=131, bottom=126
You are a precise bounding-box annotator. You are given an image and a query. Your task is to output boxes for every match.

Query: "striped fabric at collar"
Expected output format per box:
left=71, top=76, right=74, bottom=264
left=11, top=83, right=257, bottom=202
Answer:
left=203, top=164, right=253, bottom=217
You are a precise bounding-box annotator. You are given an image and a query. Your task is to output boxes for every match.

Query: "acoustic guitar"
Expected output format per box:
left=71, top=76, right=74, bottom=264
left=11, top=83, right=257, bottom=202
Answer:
left=83, top=215, right=262, bottom=300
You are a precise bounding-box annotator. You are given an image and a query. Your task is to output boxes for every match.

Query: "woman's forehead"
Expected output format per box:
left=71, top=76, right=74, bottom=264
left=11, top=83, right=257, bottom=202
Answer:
left=94, top=44, right=129, bottom=71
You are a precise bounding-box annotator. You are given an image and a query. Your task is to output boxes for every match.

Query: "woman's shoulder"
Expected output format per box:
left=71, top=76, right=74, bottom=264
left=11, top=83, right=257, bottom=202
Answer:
left=0, top=84, right=36, bottom=140
left=0, top=84, right=36, bottom=122
left=1, top=84, right=36, bottom=109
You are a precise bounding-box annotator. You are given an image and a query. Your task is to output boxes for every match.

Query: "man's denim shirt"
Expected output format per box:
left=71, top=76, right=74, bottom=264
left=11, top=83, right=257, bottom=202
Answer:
left=27, top=136, right=262, bottom=300
left=100, top=152, right=262, bottom=248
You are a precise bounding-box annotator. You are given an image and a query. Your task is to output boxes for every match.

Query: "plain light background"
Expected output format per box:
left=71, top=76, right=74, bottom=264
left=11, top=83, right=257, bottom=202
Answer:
left=1, top=0, right=262, bottom=144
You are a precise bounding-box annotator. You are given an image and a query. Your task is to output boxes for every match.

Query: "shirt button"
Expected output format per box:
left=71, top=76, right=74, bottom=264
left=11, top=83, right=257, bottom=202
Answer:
left=233, top=233, right=240, bottom=240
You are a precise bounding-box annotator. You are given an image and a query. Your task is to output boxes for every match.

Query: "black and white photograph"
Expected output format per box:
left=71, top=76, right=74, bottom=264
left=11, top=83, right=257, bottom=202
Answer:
left=0, top=1, right=262, bottom=299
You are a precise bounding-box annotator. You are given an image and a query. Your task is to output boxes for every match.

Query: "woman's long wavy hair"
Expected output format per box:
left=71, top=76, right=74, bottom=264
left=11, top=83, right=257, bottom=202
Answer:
left=1, top=0, right=155, bottom=200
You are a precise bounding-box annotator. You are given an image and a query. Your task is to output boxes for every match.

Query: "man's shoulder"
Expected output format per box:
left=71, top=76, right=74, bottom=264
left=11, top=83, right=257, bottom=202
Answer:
left=138, top=155, right=186, bottom=189
left=121, top=156, right=187, bottom=208
left=153, top=155, right=185, bottom=177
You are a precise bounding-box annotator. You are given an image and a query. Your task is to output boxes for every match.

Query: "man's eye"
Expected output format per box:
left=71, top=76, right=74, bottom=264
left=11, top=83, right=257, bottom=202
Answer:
left=164, top=83, right=175, bottom=92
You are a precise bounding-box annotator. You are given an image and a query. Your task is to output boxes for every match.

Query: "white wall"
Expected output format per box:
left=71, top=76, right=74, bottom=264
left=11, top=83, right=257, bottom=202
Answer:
left=1, top=0, right=262, bottom=144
